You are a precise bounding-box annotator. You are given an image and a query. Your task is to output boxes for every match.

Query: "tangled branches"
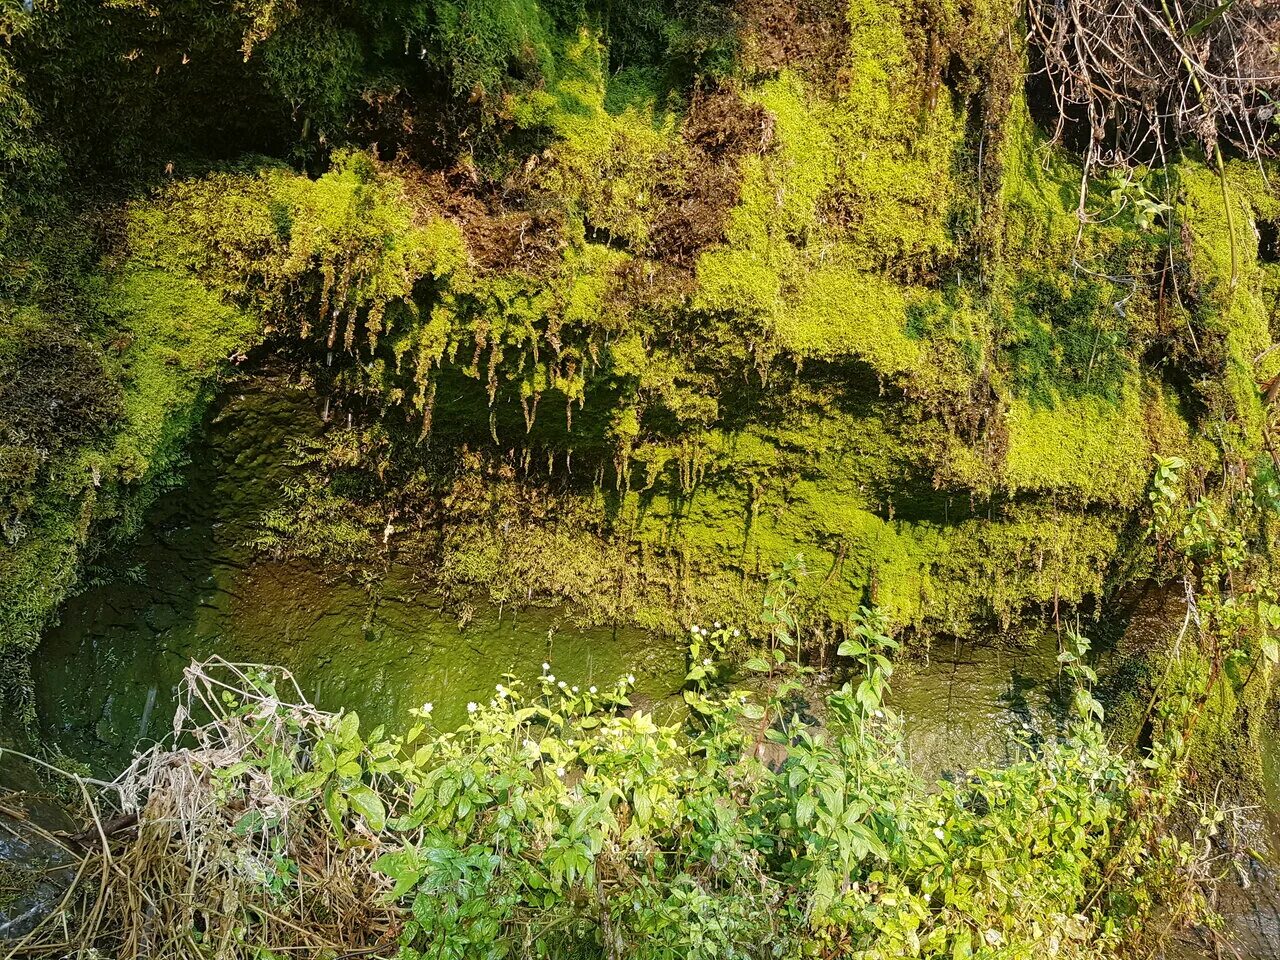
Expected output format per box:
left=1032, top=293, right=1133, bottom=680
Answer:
left=1028, top=0, right=1280, bottom=169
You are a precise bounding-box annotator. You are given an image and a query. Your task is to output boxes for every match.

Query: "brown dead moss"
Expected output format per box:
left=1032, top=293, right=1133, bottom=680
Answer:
left=397, top=162, right=567, bottom=272
left=650, top=85, right=774, bottom=266
left=738, top=0, right=851, bottom=86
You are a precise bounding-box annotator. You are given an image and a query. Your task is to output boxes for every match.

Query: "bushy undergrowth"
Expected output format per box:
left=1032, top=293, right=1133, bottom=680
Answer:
left=12, top=578, right=1212, bottom=960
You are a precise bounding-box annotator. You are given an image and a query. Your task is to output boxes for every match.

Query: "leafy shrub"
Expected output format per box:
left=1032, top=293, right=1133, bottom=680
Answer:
left=26, top=582, right=1207, bottom=959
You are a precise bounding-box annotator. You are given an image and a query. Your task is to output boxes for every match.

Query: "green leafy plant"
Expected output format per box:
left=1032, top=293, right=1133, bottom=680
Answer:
left=22, top=558, right=1221, bottom=960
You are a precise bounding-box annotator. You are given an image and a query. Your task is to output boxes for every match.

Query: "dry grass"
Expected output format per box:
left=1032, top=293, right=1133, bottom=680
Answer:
left=1028, top=0, right=1280, bottom=168
left=3, top=659, right=405, bottom=960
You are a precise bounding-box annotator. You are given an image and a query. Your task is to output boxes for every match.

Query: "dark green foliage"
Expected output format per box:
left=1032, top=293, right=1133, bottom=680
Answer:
left=0, top=327, right=123, bottom=454
left=8, top=0, right=291, bottom=177
left=259, top=14, right=367, bottom=136
left=1007, top=271, right=1133, bottom=405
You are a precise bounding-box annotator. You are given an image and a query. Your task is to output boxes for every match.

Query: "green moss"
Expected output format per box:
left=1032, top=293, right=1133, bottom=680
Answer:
left=0, top=266, right=258, bottom=666
left=694, top=49, right=962, bottom=373
left=187, top=37, right=1268, bottom=646
left=512, top=31, right=678, bottom=247
left=259, top=14, right=366, bottom=136
left=780, top=268, right=921, bottom=371
left=996, top=97, right=1089, bottom=262
left=5, top=0, right=1275, bottom=673
left=1174, top=161, right=1276, bottom=453
left=433, top=0, right=557, bottom=99
left=1002, top=386, right=1150, bottom=502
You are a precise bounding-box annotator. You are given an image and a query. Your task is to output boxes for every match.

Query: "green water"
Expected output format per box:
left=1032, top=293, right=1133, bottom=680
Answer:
left=22, top=370, right=1146, bottom=780
left=32, top=372, right=686, bottom=772
left=888, top=638, right=1071, bottom=781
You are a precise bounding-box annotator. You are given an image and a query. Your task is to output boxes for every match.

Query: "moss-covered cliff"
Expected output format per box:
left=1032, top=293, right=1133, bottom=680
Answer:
left=2, top=0, right=1277, bottom=671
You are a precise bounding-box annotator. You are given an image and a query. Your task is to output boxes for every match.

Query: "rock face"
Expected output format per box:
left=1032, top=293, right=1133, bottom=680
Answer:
left=1, top=0, right=1278, bottom=661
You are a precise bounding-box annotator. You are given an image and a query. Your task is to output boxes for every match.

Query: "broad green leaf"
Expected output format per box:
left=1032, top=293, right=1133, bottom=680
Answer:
left=324, top=784, right=348, bottom=842
left=812, top=865, right=835, bottom=919
left=438, top=776, right=458, bottom=807
left=348, top=785, right=386, bottom=831
left=1263, top=635, right=1279, bottom=664
left=335, top=711, right=361, bottom=745
left=796, top=794, right=816, bottom=827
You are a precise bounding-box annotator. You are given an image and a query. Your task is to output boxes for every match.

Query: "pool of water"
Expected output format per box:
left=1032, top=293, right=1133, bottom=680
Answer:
left=30, top=372, right=686, bottom=773
left=886, top=636, right=1072, bottom=781
left=16, top=371, right=1178, bottom=782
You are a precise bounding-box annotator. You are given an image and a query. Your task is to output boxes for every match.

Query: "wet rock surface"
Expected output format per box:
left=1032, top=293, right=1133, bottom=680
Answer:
left=0, top=757, right=78, bottom=941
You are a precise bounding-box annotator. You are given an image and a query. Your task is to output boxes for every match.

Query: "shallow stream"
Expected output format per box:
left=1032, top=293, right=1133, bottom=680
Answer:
left=29, top=374, right=687, bottom=772
left=24, top=371, right=1085, bottom=779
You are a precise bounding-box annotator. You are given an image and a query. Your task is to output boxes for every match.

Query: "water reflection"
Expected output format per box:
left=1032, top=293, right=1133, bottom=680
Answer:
left=32, top=373, right=685, bottom=773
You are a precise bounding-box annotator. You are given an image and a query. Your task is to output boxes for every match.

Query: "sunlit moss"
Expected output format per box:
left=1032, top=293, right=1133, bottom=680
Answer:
left=1002, top=386, right=1150, bottom=502
left=511, top=29, right=678, bottom=247
left=0, top=267, right=258, bottom=663
left=1175, top=161, right=1277, bottom=453
left=4, top=0, right=1274, bottom=669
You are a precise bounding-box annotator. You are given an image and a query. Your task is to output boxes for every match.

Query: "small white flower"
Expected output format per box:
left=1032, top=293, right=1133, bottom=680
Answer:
left=572, top=685, right=579, bottom=693
left=421, top=702, right=433, bottom=715
left=923, top=893, right=931, bottom=903
left=589, top=685, right=597, bottom=694
left=690, top=624, right=699, bottom=634
left=467, top=701, right=478, bottom=713
left=714, top=621, right=721, bottom=629
left=495, top=683, right=507, bottom=697
left=700, top=627, right=708, bottom=636
left=702, top=658, right=712, bottom=666
left=558, top=680, right=567, bottom=689
left=933, top=827, right=945, bottom=840
left=626, top=674, right=636, bottom=684
left=874, top=709, right=884, bottom=719
left=546, top=674, right=555, bottom=683
left=556, top=766, right=566, bottom=777
left=542, top=662, right=550, bottom=671
left=733, top=629, right=741, bottom=638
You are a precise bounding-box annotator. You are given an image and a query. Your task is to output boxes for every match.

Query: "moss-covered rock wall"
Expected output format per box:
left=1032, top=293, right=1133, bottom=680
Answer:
left=2, top=0, right=1277, bottom=665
